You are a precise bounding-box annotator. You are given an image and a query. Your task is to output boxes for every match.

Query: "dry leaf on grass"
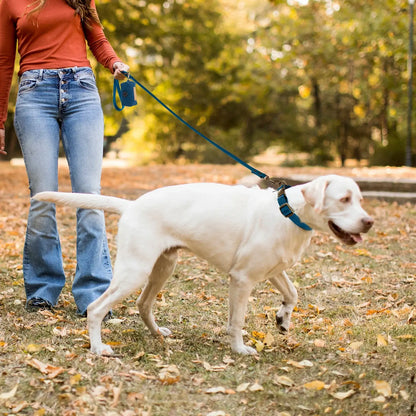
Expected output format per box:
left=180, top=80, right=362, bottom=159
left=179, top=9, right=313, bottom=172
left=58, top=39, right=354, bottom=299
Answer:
left=158, top=364, right=181, bottom=385
left=376, top=334, right=388, bottom=346
left=205, top=386, right=235, bottom=395
left=0, top=383, right=18, bottom=400
left=26, top=358, right=65, bottom=379
left=286, top=359, right=313, bottom=369
left=273, top=375, right=295, bottom=387
left=348, top=341, right=363, bottom=352
left=249, top=382, right=263, bottom=392
left=373, top=380, right=392, bottom=397
left=236, top=383, right=250, bottom=392
left=303, top=380, right=326, bottom=391
left=330, top=389, right=356, bottom=400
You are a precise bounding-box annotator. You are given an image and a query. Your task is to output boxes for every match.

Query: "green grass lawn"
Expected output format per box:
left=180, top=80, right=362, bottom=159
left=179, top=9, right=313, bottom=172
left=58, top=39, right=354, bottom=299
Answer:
left=0, top=164, right=415, bottom=416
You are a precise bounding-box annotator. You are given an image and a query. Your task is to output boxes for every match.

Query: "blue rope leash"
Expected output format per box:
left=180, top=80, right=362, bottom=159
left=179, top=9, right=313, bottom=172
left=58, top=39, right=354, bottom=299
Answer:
left=113, top=72, right=268, bottom=180
left=112, top=73, right=312, bottom=231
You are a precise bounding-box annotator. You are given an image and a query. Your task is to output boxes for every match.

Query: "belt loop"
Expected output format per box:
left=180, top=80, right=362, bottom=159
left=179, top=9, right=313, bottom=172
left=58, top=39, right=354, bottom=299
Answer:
left=39, top=69, right=44, bottom=80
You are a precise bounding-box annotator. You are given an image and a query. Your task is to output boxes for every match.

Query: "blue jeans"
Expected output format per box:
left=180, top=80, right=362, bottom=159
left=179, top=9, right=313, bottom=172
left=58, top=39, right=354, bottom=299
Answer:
left=13, top=67, right=112, bottom=314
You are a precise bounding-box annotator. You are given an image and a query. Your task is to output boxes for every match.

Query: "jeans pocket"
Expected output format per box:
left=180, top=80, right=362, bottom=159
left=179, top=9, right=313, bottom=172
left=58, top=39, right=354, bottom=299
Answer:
left=76, top=71, right=98, bottom=92
left=18, top=78, right=38, bottom=95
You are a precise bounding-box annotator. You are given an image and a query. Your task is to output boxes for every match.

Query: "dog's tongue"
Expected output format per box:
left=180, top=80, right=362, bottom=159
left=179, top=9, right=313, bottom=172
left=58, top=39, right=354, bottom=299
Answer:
left=351, top=233, right=362, bottom=243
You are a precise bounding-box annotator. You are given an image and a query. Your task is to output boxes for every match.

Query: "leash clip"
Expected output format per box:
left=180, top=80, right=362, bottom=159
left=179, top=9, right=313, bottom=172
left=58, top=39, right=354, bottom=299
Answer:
left=264, top=176, right=287, bottom=190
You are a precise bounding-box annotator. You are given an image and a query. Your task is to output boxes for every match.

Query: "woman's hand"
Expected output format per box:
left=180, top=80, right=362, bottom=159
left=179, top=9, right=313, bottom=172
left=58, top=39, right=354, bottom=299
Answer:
left=113, top=62, right=130, bottom=80
left=0, top=129, right=7, bottom=155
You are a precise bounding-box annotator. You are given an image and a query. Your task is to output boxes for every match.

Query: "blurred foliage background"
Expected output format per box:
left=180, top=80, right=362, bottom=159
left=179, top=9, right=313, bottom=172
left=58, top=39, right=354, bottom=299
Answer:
left=4, top=0, right=415, bottom=166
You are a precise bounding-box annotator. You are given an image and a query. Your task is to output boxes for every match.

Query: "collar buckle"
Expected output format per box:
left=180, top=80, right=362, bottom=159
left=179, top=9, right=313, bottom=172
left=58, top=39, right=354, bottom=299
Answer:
left=277, top=185, right=313, bottom=231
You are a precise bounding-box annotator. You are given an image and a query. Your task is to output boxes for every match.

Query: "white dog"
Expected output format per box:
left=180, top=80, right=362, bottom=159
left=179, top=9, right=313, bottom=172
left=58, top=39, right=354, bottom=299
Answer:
left=34, top=175, right=373, bottom=355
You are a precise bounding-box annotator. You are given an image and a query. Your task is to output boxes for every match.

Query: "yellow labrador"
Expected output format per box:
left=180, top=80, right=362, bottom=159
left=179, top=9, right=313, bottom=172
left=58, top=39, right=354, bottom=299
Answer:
left=34, top=175, right=373, bottom=355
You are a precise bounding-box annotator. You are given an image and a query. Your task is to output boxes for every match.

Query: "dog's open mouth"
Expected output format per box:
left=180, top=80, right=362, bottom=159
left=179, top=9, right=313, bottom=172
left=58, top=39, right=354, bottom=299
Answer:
left=328, top=221, right=362, bottom=245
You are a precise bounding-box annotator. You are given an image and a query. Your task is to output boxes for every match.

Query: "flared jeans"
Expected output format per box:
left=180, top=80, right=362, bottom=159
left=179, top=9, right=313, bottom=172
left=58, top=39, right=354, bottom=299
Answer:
left=13, top=67, right=112, bottom=314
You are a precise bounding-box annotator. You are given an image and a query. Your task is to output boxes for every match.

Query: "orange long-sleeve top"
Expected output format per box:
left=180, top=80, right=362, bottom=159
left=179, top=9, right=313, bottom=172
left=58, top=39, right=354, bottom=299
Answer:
left=0, top=0, right=121, bottom=129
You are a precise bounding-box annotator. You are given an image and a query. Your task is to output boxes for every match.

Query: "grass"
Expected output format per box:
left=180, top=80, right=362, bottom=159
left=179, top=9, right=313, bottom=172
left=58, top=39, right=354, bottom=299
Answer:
left=0, top=163, right=415, bottom=416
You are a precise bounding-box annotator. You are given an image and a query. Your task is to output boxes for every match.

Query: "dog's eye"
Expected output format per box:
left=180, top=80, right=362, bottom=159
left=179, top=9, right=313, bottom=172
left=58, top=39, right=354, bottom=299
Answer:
left=340, top=196, right=351, bottom=204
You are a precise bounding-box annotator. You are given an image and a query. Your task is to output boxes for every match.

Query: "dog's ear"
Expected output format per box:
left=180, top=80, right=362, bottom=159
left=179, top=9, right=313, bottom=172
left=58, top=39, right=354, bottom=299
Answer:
left=301, top=177, right=330, bottom=213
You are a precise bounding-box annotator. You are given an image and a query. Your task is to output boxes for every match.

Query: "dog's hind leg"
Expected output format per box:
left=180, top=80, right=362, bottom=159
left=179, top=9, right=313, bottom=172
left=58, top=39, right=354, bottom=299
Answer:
left=227, top=274, right=257, bottom=355
left=88, top=253, right=157, bottom=355
left=269, top=271, right=298, bottom=333
left=137, top=248, right=178, bottom=337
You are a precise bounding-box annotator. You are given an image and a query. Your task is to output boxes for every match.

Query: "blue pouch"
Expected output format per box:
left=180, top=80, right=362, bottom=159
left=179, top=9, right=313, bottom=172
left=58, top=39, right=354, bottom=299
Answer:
left=113, top=79, right=137, bottom=111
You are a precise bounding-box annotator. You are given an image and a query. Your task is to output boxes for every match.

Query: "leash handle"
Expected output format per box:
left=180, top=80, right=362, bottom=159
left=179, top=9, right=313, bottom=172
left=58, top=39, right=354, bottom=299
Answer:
left=118, top=71, right=268, bottom=180
left=113, top=77, right=138, bottom=111
left=113, top=79, right=124, bottom=111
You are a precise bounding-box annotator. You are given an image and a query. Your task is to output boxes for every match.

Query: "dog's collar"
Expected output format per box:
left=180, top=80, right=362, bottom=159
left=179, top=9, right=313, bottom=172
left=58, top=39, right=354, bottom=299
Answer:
left=277, top=185, right=313, bottom=231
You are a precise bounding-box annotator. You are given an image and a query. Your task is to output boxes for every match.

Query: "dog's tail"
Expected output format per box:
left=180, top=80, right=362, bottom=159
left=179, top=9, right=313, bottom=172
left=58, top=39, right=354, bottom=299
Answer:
left=33, top=191, right=131, bottom=215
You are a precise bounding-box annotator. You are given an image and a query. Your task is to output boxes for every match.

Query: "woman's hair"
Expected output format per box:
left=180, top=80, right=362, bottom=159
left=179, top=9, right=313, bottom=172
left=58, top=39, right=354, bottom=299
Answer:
left=27, top=0, right=101, bottom=26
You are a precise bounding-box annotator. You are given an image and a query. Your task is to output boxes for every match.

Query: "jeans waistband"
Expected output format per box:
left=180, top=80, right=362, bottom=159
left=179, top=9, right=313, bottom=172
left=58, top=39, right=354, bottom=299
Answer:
left=21, top=67, right=93, bottom=80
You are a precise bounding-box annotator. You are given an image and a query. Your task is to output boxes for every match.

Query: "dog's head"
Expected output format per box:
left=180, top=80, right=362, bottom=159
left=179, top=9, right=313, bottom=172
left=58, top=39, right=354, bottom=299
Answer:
left=301, top=175, right=374, bottom=245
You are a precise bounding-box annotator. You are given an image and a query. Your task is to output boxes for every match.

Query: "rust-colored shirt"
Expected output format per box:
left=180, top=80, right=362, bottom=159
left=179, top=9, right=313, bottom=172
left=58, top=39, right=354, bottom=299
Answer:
left=0, top=0, right=120, bottom=129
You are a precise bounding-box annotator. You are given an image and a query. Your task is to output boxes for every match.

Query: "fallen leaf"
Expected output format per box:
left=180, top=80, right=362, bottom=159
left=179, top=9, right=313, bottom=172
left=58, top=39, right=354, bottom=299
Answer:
left=158, top=365, right=181, bottom=385
left=69, top=373, right=82, bottom=386
left=202, top=361, right=227, bottom=372
left=330, top=389, right=356, bottom=400
left=286, top=359, right=313, bottom=369
left=399, top=390, right=409, bottom=400
left=251, top=331, right=266, bottom=340
left=27, top=358, right=65, bottom=379
left=373, top=395, right=386, bottom=403
left=252, top=339, right=264, bottom=352
left=53, top=327, right=68, bottom=337
left=407, top=309, right=415, bottom=324
left=111, top=382, right=123, bottom=408
left=24, top=343, right=44, bottom=353
left=373, top=380, right=392, bottom=397
left=222, top=356, right=235, bottom=365
left=348, top=341, right=363, bottom=351
left=205, top=386, right=235, bottom=395
left=0, top=383, right=18, bottom=400
left=274, top=375, right=295, bottom=387
left=106, top=318, right=125, bottom=325
left=303, top=380, right=325, bottom=391
left=396, top=334, right=415, bottom=340
left=236, top=383, right=250, bottom=392
left=263, top=332, right=275, bottom=347
left=354, top=248, right=373, bottom=257
left=91, top=385, right=107, bottom=397
left=249, top=382, right=263, bottom=392
left=206, top=386, right=225, bottom=394
left=298, top=359, right=314, bottom=368
left=376, top=334, right=388, bottom=346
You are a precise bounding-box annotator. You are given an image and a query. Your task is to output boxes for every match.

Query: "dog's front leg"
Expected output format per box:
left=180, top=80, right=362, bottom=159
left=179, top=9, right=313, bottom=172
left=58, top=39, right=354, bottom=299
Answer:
left=269, top=271, right=298, bottom=333
left=227, top=276, right=257, bottom=355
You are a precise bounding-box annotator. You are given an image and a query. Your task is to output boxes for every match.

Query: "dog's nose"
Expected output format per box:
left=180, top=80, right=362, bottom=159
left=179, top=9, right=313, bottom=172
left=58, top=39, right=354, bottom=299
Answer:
left=361, top=216, right=374, bottom=231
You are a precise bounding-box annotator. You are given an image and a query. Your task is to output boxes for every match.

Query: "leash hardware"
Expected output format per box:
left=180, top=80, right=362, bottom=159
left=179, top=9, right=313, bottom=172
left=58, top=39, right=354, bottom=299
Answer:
left=265, top=176, right=287, bottom=190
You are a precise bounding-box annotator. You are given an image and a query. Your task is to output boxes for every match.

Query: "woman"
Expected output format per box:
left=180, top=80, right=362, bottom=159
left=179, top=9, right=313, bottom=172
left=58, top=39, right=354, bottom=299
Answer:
left=0, top=0, right=129, bottom=315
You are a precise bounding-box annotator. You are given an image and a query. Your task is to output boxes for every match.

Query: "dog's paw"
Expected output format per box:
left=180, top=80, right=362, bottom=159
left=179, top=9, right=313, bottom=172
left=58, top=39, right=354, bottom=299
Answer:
left=90, top=343, right=114, bottom=356
left=157, top=327, right=172, bottom=337
left=275, top=315, right=289, bottom=333
left=232, top=344, right=258, bottom=355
